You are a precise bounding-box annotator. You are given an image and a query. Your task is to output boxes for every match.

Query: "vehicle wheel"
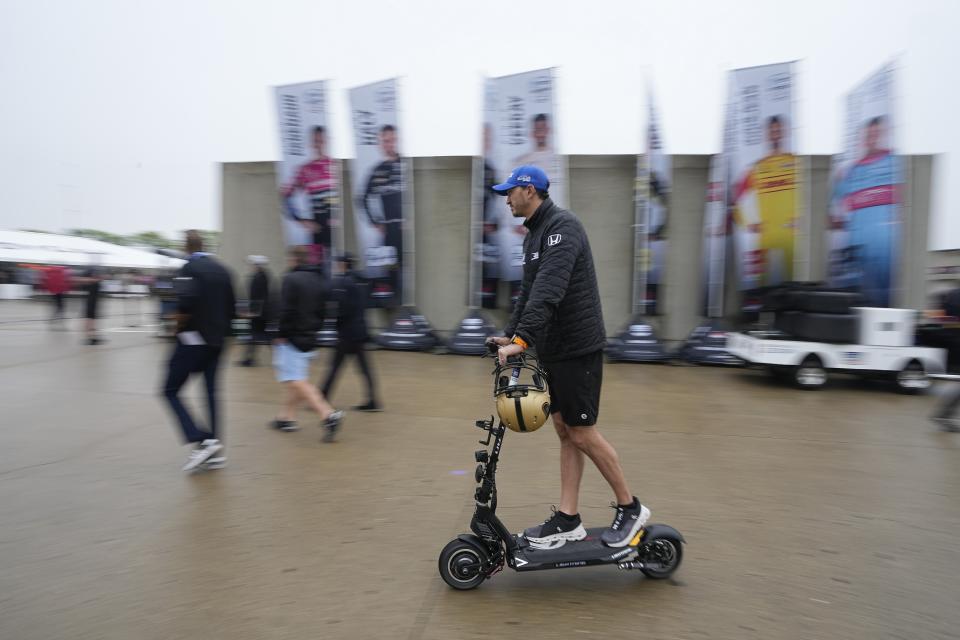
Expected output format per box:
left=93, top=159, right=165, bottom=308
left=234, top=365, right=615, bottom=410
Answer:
left=794, top=355, right=827, bottom=389
left=896, top=360, right=929, bottom=394
left=438, top=539, right=489, bottom=590
left=638, top=535, right=683, bottom=579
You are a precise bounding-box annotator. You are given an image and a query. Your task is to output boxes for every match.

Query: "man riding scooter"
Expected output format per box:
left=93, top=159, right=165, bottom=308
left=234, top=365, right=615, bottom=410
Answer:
left=488, top=165, right=650, bottom=548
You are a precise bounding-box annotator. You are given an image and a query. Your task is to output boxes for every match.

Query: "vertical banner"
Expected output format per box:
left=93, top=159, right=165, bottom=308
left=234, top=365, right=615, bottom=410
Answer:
left=702, top=153, right=727, bottom=317
left=349, top=79, right=405, bottom=307
left=484, top=68, right=566, bottom=307
left=477, top=80, right=500, bottom=309
left=634, top=87, right=671, bottom=315
left=274, top=80, right=341, bottom=266
left=727, top=62, right=799, bottom=304
left=828, top=63, right=900, bottom=308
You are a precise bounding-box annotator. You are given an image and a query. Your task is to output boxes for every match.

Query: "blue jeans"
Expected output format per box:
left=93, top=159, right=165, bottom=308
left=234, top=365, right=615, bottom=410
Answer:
left=162, top=343, right=223, bottom=444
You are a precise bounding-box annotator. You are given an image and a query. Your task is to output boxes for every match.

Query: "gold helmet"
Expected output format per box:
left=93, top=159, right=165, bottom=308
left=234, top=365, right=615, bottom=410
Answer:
left=493, top=357, right=551, bottom=433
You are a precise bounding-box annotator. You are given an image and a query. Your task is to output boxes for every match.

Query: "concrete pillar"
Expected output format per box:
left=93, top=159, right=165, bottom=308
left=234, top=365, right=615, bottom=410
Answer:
left=410, top=156, right=472, bottom=334
left=568, top=155, right=636, bottom=337
left=901, top=155, right=934, bottom=310
left=663, top=155, right=710, bottom=342
left=219, top=162, right=286, bottom=285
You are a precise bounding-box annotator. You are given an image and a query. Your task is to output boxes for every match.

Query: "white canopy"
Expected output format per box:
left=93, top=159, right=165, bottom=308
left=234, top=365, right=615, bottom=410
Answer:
left=0, top=230, right=185, bottom=271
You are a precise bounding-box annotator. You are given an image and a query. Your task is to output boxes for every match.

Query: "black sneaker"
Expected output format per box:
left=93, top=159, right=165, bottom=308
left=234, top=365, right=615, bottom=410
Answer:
left=601, top=498, right=651, bottom=547
left=522, top=507, right=587, bottom=549
left=270, top=419, right=298, bottom=432
left=322, top=410, right=344, bottom=442
left=238, top=358, right=255, bottom=367
left=352, top=402, right=382, bottom=412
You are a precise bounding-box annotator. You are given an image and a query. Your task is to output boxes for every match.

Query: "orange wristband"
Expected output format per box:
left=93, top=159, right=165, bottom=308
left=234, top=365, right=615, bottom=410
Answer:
left=511, top=336, right=528, bottom=350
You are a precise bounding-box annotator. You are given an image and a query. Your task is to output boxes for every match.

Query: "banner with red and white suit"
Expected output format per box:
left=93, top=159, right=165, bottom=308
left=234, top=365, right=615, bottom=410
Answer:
left=274, top=80, right=340, bottom=265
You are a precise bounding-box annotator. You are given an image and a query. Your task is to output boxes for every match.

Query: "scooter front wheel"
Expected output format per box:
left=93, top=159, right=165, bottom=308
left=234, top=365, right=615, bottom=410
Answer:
left=438, top=539, right=489, bottom=590
left=638, top=535, right=683, bottom=579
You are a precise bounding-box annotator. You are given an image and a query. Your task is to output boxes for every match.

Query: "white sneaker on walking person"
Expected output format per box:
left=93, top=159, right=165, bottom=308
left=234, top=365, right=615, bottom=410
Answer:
left=183, top=439, right=223, bottom=472
left=203, top=456, right=227, bottom=470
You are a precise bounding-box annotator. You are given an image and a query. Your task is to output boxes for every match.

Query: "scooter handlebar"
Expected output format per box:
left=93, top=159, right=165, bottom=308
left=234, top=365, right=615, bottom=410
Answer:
left=484, top=339, right=502, bottom=355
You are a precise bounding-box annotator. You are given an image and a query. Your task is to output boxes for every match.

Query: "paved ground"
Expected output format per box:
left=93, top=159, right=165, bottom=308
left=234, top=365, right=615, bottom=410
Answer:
left=1, top=299, right=959, bottom=640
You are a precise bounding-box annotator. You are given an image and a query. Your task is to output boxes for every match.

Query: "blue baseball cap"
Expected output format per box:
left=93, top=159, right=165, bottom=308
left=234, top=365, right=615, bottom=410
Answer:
left=491, top=165, right=550, bottom=194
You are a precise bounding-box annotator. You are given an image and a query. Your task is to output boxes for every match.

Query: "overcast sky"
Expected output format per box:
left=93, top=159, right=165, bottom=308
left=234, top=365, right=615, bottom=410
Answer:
left=1, top=0, right=957, bottom=249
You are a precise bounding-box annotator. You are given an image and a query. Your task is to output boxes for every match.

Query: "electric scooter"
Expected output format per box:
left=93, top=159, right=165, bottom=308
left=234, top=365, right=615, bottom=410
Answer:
left=438, top=346, right=685, bottom=590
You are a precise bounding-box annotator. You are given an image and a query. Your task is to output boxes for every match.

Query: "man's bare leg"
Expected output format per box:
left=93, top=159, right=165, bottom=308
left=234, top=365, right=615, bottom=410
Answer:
left=566, top=423, right=632, bottom=506
left=290, top=379, right=334, bottom=420
left=279, top=382, right=301, bottom=422
left=554, top=413, right=586, bottom=516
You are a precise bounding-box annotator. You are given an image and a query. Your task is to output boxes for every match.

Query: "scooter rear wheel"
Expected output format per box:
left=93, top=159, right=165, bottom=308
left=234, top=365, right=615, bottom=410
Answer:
left=638, top=535, right=683, bottom=579
left=438, top=539, right=489, bottom=590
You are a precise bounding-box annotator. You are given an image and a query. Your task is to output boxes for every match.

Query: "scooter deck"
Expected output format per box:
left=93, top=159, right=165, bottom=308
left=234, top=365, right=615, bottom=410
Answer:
left=511, top=527, right=641, bottom=571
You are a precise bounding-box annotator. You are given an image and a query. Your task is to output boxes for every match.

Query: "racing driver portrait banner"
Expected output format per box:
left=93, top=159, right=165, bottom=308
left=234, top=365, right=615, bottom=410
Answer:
left=701, top=152, right=728, bottom=318
left=634, top=86, right=671, bottom=316
left=701, top=103, right=735, bottom=318
left=349, top=78, right=407, bottom=308
left=827, top=63, right=901, bottom=308
left=726, top=62, right=800, bottom=303
left=482, top=68, right=566, bottom=308
left=274, top=80, right=341, bottom=265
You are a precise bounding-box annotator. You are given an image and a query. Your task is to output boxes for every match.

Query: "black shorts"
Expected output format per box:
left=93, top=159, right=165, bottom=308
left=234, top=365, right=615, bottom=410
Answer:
left=542, top=350, right=603, bottom=427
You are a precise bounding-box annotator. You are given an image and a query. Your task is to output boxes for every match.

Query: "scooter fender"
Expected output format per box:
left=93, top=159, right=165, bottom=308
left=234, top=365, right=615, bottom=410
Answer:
left=457, top=533, right=495, bottom=555
left=639, top=524, right=685, bottom=545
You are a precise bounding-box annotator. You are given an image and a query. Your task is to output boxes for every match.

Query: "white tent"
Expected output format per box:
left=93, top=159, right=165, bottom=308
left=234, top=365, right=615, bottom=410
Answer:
left=0, top=230, right=185, bottom=271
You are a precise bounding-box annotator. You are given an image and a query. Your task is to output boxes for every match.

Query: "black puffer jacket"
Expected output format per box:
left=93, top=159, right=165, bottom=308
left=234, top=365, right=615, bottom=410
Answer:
left=504, top=198, right=606, bottom=362
left=278, top=265, right=327, bottom=352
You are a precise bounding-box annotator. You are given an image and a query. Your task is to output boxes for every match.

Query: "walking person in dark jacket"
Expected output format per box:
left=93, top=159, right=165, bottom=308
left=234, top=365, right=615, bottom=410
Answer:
left=320, top=253, right=381, bottom=412
left=239, top=255, right=272, bottom=367
left=162, top=230, right=236, bottom=472
left=488, top=165, right=650, bottom=548
left=931, top=282, right=960, bottom=432
left=271, top=246, right=344, bottom=441
left=80, top=262, right=105, bottom=345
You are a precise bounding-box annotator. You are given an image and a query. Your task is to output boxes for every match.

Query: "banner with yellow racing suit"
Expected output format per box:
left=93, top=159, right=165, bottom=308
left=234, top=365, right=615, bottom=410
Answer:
left=726, top=62, right=800, bottom=305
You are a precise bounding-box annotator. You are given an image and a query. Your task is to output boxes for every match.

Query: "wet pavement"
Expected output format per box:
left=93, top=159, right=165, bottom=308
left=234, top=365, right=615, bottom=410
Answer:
left=2, top=299, right=959, bottom=640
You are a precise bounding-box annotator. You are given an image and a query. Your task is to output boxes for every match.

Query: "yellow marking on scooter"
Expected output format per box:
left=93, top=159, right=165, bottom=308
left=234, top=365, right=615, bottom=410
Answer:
left=629, top=529, right=645, bottom=547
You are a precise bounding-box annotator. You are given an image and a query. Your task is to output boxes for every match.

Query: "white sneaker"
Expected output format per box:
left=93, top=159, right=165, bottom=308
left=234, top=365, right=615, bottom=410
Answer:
left=203, top=456, right=227, bottom=470
left=183, top=439, right=223, bottom=472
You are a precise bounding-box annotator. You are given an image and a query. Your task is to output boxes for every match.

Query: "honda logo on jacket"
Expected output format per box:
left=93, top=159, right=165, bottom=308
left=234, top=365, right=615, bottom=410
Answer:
left=547, top=234, right=562, bottom=247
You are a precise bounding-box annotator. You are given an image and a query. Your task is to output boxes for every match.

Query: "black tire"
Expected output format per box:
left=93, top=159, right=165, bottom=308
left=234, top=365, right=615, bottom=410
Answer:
left=438, top=539, right=489, bottom=590
left=895, top=360, right=930, bottom=395
left=639, top=535, right=683, bottom=579
left=794, top=355, right=827, bottom=389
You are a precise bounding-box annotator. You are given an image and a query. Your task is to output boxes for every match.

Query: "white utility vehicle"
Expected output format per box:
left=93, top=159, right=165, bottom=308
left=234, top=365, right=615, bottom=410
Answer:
left=727, top=307, right=946, bottom=392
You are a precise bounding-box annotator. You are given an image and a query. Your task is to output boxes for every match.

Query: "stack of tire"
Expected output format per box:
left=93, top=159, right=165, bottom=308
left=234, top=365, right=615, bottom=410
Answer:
left=765, top=283, right=863, bottom=343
